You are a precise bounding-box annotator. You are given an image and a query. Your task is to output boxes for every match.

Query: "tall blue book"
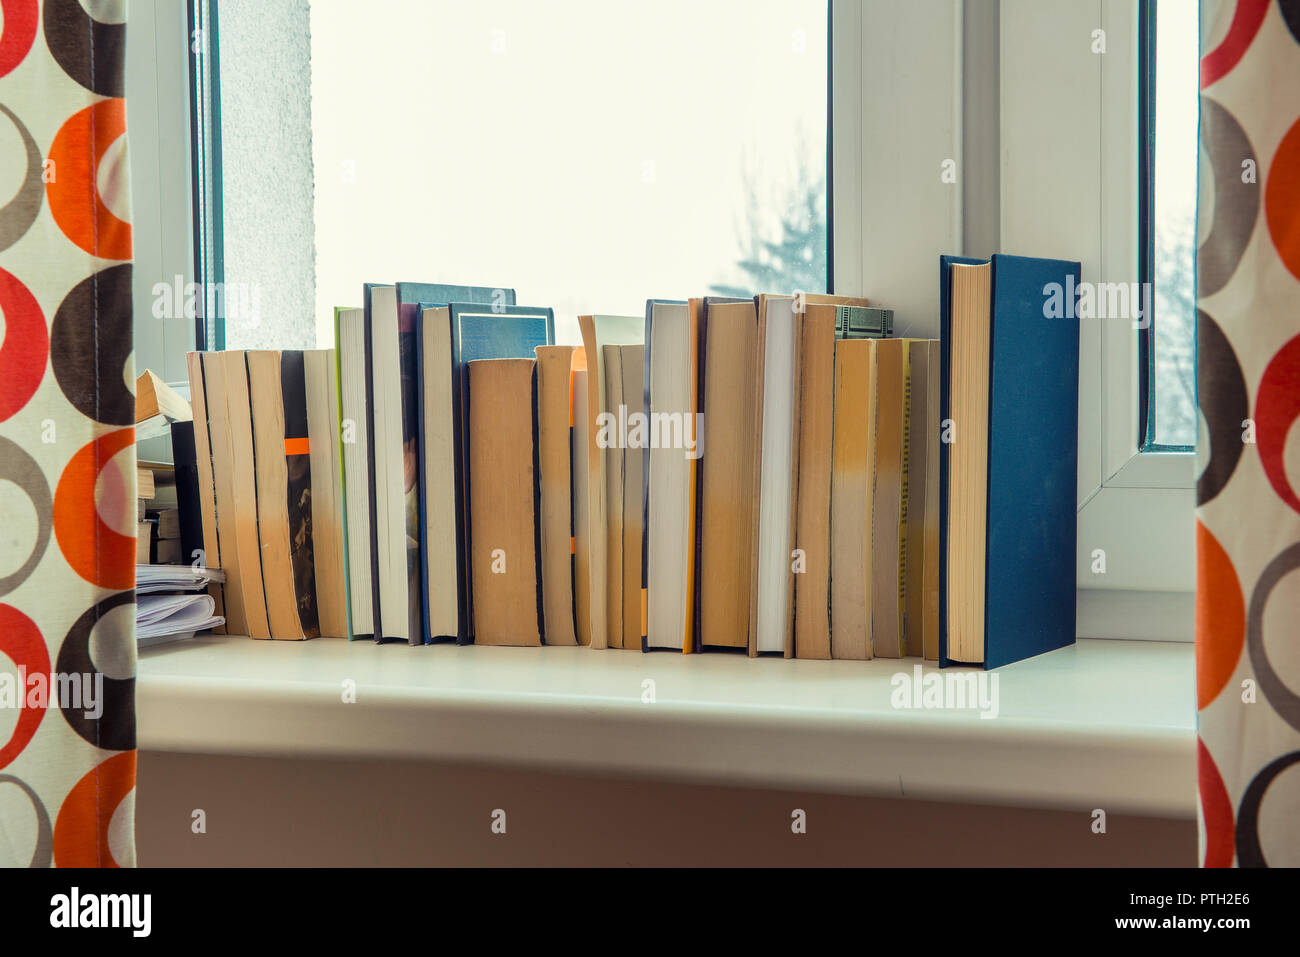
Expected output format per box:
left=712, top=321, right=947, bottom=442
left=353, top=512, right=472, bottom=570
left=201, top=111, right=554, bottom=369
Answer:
left=392, top=283, right=516, bottom=645
left=449, top=302, right=554, bottom=643
left=938, top=253, right=1080, bottom=669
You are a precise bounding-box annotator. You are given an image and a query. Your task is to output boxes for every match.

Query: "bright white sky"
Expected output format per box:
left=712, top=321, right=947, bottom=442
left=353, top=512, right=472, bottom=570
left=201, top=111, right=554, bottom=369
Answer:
left=1156, top=0, right=1199, bottom=231
left=309, top=0, right=828, bottom=347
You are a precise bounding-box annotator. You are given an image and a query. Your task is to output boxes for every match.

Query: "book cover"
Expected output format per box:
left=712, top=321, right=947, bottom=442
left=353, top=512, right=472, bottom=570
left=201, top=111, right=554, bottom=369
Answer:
left=938, top=253, right=1080, bottom=669
left=468, top=358, right=542, bottom=646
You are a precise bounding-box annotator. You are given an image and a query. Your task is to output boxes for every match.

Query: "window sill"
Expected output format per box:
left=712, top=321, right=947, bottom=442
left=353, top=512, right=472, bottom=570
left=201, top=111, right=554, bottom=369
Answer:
left=136, top=636, right=1195, bottom=819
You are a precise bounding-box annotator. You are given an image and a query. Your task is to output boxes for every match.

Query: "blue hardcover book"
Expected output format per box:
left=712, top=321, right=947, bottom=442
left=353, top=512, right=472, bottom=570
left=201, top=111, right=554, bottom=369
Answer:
left=938, top=253, right=1080, bottom=669
left=395, top=283, right=515, bottom=645
left=449, top=302, right=554, bottom=643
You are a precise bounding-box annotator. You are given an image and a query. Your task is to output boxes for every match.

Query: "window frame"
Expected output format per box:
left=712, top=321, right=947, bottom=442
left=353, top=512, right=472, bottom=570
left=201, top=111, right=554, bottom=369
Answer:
left=125, top=0, right=196, bottom=390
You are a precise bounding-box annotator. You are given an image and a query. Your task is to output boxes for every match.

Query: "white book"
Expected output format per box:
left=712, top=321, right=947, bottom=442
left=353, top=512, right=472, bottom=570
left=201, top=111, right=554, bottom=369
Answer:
left=337, top=307, right=374, bottom=636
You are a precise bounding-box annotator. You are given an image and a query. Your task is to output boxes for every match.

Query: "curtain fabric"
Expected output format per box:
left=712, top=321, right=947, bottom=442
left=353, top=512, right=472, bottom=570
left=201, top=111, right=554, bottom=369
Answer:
left=0, top=0, right=136, bottom=866
left=1197, top=0, right=1300, bottom=867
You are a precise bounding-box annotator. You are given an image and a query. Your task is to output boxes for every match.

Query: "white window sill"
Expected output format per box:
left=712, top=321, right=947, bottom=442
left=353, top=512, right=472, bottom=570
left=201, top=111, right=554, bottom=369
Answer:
left=137, top=636, right=1195, bottom=819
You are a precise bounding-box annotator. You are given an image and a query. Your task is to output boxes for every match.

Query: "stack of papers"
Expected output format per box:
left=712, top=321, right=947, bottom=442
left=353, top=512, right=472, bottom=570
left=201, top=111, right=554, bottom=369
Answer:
left=136, top=565, right=226, bottom=646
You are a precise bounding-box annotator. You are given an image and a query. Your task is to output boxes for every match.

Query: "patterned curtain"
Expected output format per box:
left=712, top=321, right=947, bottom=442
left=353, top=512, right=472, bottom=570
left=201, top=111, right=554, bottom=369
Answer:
left=0, top=0, right=136, bottom=866
left=1197, top=0, right=1300, bottom=867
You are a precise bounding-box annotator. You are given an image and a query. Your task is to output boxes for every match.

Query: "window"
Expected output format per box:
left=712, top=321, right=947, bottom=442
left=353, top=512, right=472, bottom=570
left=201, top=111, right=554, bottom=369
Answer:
left=194, top=0, right=829, bottom=350
left=131, top=0, right=1196, bottom=639
left=1145, top=0, right=1198, bottom=450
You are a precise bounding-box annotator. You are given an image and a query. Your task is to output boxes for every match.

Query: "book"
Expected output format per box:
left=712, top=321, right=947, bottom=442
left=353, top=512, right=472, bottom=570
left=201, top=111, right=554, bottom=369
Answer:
left=363, top=284, right=420, bottom=644
left=468, top=358, right=542, bottom=646
left=137, top=467, right=155, bottom=500
left=793, top=302, right=837, bottom=659
left=922, top=338, right=942, bottom=660
left=748, top=294, right=800, bottom=657
left=136, top=369, right=192, bottom=423
left=399, top=282, right=517, bottom=643
left=900, top=339, right=938, bottom=658
left=788, top=297, right=872, bottom=659
left=602, top=344, right=627, bottom=648
left=156, top=507, right=181, bottom=542
left=571, top=367, right=592, bottom=646
left=576, top=314, right=645, bottom=649
left=696, top=298, right=758, bottom=651
left=870, top=337, right=905, bottom=658
left=617, top=345, right=645, bottom=651
left=211, top=351, right=270, bottom=638
left=169, top=421, right=204, bottom=569
left=829, top=338, right=875, bottom=659
left=415, top=305, right=457, bottom=642
left=642, top=299, right=697, bottom=652
left=536, top=345, right=578, bottom=646
left=335, top=306, right=373, bottom=638
left=450, top=301, right=554, bottom=642
left=247, top=350, right=319, bottom=640
left=135, top=369, right=192, bottom=442
left=835, top=305, right=894, bottom=338
left=938, top=254, right=1080, bottom=668
left=305, top=348, right=348, bottom=638
left=135, top=522, right=151, bottom=564
left=187, top=352, right=233, bottom=632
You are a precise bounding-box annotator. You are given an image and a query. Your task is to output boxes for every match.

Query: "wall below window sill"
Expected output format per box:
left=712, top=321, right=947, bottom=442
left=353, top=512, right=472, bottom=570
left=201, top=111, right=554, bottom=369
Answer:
left=136, top=636, right=1196, bottom=819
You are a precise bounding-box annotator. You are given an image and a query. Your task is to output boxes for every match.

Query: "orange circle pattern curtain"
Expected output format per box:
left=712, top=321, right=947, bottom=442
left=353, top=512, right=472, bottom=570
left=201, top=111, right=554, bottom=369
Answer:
left=0, top=0, right=136, bottom=867
left=1197, top=0, right=1300, bottom=868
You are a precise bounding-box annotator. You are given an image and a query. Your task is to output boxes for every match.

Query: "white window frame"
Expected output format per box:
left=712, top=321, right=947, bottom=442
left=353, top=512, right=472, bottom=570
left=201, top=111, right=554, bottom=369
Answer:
left=126, top=0, right=195, bottom=391
left=837, top=0, right=1194, bottom=642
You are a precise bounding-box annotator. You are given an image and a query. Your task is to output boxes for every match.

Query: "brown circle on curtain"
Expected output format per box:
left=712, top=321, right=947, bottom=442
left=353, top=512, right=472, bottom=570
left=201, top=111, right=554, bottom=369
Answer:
left=42, top=0, right=125, bottom=97
left=1279, top=0, right=1300, bottom=45
left=0, top=438, right=51, bottom=596
left=1235, top=750, right=1300, bottom=867
left=1198, top=96, right=1259, bottom=297
left=50, top=264, right=134, bottom=426
left=57, top=590, right=136, bottom=752
left=0, top=775, right=52, bottom=868
left=0, top=103, right=42, bottom=252
left=1246, top=541, right=1300, bottom=735
left=1196, top=309, right=1248, bottom=505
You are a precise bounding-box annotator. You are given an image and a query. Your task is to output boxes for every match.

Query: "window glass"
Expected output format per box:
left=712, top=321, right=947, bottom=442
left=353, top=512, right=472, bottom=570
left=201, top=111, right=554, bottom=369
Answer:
left=214, top=0, right=830, bottom=350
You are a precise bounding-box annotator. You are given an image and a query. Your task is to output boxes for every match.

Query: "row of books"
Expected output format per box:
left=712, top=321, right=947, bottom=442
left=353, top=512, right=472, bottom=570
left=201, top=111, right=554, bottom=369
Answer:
left=186, top=253, right=1079, bottom=669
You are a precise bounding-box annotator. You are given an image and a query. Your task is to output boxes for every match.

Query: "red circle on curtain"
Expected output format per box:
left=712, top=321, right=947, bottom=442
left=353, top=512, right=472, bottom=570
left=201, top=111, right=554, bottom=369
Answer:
left=0, top=267, right=48, bottom=422
left=45, top=99, right=132, bottom=260
left=53, top=750, right=136, bottom=867
left=1256, top=333, right=1300, bottom=514
left=53, top=428, right=136, bottom=590
left=0, top=604, right=49, bottom=770
left=1198, top=738, right=1235, bottom=868
left=1201, top=0, right=1269, bottom=89
left=0, top=0, right=39, bottom=78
